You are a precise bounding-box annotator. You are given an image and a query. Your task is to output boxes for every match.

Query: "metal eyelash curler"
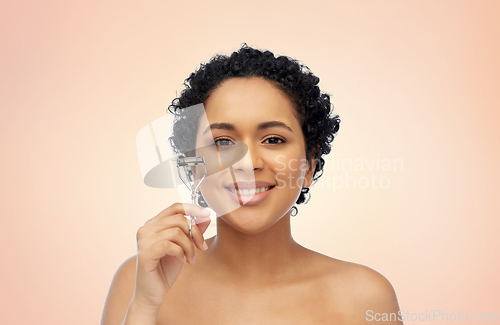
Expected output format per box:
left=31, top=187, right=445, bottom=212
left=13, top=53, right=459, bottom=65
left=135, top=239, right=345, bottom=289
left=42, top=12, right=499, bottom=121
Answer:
left=176, top=156, right=207, bottom=238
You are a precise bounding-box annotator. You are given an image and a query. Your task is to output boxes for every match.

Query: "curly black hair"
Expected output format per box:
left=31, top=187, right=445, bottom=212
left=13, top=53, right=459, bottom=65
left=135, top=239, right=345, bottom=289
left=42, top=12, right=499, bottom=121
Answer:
left=168, top=44, right=340, bottom=214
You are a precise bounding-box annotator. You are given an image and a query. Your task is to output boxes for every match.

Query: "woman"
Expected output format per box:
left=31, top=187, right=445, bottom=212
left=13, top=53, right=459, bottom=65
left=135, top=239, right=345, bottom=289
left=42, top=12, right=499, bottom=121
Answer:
left=101, top=45, right=402, bottom=325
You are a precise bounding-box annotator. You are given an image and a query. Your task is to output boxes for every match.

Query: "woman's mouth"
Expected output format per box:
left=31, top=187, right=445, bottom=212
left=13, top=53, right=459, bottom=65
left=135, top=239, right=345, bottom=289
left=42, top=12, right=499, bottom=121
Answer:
left=227, top=186, right=273, bottom=195
left=225, top=185, right=275, bottom=205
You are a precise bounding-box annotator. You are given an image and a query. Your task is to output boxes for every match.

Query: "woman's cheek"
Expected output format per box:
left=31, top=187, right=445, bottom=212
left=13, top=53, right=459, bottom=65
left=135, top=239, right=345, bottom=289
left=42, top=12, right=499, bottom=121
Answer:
left=199, top=173, right=241, bottom=216
left=272, top=153, right=307, bottom=174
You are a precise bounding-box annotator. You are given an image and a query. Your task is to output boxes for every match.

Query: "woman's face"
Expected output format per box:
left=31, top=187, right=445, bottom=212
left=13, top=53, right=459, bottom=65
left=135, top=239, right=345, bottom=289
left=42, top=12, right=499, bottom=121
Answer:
left=195, top=77, right=315, bottom=234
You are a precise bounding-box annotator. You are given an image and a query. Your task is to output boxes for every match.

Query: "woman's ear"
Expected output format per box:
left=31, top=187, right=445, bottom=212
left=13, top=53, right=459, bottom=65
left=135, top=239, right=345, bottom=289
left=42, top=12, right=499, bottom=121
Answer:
left=303, top=157, right=317, bottom=188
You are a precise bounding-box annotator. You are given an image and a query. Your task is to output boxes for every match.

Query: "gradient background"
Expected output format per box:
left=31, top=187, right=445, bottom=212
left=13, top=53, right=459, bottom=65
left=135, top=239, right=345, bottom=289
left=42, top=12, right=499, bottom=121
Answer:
left=1, top=0, right=499, bottom=324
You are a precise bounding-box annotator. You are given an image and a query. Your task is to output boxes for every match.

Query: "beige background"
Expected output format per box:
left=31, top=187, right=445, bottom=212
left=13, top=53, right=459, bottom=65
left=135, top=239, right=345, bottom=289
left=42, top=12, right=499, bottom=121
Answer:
left=1, top=0, right=499, bottom=324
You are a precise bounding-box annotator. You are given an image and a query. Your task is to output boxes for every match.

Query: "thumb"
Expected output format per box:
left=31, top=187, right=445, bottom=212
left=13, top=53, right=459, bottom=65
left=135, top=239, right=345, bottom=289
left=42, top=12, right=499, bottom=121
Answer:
left=195, top=216, right=212, bottom=234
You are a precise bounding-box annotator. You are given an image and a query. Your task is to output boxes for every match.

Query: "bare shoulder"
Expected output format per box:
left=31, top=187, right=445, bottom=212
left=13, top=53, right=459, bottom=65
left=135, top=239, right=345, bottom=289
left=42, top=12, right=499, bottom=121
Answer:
left=305, top=251, right=402, bottom=324
left=100, top=255, right=137, bottom=325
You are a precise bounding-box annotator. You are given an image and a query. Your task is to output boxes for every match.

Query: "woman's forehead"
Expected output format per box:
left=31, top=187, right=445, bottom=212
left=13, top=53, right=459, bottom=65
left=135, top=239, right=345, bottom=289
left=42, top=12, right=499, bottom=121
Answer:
left=201, top=77, right=299, bottom=128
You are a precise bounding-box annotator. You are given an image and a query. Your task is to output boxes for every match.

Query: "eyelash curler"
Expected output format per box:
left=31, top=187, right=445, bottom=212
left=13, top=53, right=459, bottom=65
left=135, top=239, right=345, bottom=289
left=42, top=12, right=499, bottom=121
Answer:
left=176, top=156, right=207, bottom=238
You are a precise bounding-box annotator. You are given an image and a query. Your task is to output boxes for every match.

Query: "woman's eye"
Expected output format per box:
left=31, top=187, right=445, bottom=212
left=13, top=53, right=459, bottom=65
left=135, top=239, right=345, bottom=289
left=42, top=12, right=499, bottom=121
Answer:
left=213, top=138, right=235, bottom=146
left=263, top=137, right=285, bottom=144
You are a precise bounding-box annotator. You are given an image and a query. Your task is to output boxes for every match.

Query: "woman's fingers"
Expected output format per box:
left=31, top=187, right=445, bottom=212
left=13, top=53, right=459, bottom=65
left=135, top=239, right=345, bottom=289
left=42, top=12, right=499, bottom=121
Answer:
left=135, top=203, right=212, bottom=272
left=137, top=214, right=188, bottom=241
left=137, top=218, right=211, bottom=263
left=138, top=226, right=196, bottom=263
left=138, top=214, right=210, bottom=249
left=190, top=220, right=211, bottom=251
left=144, top=203, right=210, bottom=226
left=195, top=217, right=212, bottom=236
left=138, top=239, right=186, bottom=266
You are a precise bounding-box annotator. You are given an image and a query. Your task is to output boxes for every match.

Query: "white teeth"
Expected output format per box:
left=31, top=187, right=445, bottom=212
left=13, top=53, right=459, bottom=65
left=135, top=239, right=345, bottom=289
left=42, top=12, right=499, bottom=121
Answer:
left=228, top=186, right=271, bottom=195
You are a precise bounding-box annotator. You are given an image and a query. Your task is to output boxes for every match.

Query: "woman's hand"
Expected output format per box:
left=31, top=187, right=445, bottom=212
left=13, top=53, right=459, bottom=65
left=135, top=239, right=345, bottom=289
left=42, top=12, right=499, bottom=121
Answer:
left=131, top=203, right=211, bottom=311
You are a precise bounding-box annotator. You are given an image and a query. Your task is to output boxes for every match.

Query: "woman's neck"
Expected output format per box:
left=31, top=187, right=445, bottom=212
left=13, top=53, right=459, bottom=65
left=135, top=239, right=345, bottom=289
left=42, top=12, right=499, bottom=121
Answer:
left=203, top=211, right=305, bottom=290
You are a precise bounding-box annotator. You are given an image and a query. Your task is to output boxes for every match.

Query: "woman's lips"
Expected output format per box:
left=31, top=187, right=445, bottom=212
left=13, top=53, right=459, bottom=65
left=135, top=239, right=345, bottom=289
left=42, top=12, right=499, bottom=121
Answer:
left=225, top=186, right=275, bottom=206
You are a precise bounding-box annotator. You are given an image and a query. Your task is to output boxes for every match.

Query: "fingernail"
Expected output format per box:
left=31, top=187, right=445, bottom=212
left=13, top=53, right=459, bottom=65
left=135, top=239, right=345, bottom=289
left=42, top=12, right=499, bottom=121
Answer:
left=182, top=255, right=186, bottom=263
left=195, top=215, right=211, bottom=224
left=201, top=208, right=210, bottom=215
left=202, top=241, right=208, bottom=250
left=192, top=256, right=196, bottom=264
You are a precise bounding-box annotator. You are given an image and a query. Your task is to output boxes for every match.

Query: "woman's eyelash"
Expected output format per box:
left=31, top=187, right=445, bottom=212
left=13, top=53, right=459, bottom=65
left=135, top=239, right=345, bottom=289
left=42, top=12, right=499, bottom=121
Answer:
left=263, top=136, right=286, bottom=144
left=212, top=136, right=286, bottom=146
left=212, top=137, right=235, bottom=146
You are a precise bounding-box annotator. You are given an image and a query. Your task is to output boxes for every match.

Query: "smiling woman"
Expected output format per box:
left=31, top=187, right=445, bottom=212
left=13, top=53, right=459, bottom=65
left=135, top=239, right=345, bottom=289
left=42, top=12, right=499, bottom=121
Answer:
left=100, top=45, right=403, bottom=325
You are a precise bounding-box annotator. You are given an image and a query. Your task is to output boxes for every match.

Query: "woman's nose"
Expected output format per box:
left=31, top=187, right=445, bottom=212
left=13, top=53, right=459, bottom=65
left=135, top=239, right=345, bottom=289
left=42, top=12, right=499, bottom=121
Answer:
left=232, top=143, right=264, bottom=173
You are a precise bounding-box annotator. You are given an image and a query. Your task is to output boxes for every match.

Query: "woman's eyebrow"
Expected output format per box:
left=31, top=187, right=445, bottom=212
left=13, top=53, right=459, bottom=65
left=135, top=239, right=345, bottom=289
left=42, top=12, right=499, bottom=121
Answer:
left=203, top=122, right=235, bottom=135
left=203, top=121, right=292, bottom=135
left=257, top=121, right=293, bottom=132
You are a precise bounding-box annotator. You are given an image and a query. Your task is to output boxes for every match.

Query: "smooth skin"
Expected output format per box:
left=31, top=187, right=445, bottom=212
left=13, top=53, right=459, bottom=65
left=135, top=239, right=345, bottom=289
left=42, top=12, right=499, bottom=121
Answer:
left=101, top=77, right=403, bottom=325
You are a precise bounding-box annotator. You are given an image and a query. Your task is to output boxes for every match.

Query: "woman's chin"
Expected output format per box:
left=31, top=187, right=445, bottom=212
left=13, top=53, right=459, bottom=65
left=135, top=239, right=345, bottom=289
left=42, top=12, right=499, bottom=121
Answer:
left=217, top=212, right=282, bottom=235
